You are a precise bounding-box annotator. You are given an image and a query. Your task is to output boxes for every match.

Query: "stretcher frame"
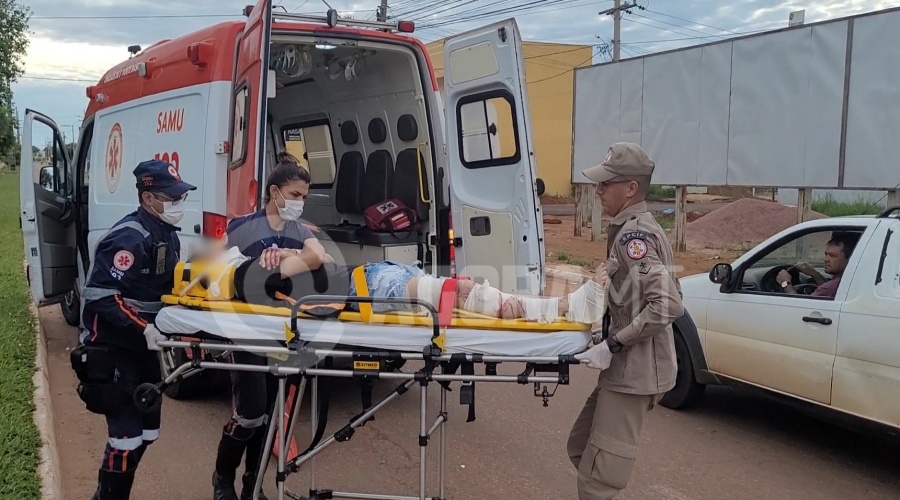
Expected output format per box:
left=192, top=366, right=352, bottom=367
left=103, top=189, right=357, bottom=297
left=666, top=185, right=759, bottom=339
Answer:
left=144, top=295, right=585, bottom=500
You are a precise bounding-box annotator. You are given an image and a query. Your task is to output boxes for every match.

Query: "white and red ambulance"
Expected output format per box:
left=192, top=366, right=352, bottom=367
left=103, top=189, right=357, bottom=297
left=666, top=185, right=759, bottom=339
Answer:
left=19, top=2, right=546, bottom=392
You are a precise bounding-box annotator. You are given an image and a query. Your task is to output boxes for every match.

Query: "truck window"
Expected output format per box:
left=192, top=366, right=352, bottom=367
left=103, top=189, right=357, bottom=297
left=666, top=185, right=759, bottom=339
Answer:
left=281, top=121, right=335, bottom=188
left=458, top=90, right=520, bottom=169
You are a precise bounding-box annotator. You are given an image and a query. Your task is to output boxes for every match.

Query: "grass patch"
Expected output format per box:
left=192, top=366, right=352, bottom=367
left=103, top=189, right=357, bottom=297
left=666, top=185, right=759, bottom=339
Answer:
left=812, top=193, right=883, bottom=217
left=654, top=214, right=675, bottom=230
left=0, top=172, right=42, bottom=499
left=552, top=250, right=595, bottom=268
left=647, top=185, right=675, bottom=200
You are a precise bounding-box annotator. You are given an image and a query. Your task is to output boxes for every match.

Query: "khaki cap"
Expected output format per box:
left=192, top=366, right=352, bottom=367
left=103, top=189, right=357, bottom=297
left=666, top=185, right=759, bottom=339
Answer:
left=582, top=142, right=655, bottom=183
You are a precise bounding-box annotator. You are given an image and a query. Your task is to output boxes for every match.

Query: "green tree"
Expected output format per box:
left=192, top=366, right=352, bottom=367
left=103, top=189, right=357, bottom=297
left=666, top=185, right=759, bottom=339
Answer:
left=0, top=0, right=31, bottom=165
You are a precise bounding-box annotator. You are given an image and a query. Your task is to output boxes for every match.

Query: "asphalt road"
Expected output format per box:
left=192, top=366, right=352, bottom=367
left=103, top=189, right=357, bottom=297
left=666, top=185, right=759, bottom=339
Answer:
left=42, top=306, right=900, bottom=500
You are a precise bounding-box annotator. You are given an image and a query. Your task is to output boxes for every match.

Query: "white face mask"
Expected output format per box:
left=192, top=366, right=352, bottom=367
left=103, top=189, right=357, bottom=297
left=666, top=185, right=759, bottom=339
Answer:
left=155, top=196, right=185, bottom=225
left=276, top=189, right=304, bottom=221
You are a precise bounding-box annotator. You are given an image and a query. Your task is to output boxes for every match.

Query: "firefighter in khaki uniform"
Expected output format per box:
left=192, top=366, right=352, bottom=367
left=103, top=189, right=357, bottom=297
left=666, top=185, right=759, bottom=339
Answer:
left=571, top=142, right=683, bottom=499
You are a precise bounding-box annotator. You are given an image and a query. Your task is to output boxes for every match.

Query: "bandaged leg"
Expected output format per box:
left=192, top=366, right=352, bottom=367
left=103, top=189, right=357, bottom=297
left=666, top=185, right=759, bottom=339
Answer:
left=565, top=279, right=606, bottom=324
left=462, top=280, right=504, bottom=317
left=517, top=295, right=560, bottom=324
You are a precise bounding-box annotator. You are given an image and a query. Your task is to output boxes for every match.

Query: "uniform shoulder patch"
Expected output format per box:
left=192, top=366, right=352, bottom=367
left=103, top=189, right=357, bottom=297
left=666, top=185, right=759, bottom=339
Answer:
left=624, top=238, right=649, bottom=260
left=618, top=230, right=649, bottom=245
left=113, top=250, right=135, bottom=271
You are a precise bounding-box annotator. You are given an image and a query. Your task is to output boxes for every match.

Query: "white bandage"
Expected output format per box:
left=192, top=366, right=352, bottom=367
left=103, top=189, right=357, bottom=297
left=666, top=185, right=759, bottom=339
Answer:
left=463, top=280, right=503, bottom=317
left=415, top=275, right=447, bottom=313
left=565, top=279, right=606, bottom=324
left=520, top=296, right=560, bottom=324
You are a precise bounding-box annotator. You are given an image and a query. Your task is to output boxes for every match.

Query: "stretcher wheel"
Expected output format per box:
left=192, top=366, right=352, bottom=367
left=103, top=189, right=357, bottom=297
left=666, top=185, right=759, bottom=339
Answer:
left=133, top=383, right=163, bottom=414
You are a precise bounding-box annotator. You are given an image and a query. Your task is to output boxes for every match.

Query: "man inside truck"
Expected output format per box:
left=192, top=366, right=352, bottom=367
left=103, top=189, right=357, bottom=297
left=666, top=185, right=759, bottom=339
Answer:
left=776, top=231, right=859, bottom=298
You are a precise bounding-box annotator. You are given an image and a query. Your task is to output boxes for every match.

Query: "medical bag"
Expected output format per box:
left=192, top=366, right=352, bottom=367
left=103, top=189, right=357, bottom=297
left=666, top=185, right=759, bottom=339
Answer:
left=363, top=198, right=418, bottom=233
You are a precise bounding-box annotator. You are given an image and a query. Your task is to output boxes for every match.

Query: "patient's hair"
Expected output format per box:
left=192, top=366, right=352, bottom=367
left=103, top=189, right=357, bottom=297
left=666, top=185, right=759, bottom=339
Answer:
left=263, top=153, right=312, bottom=204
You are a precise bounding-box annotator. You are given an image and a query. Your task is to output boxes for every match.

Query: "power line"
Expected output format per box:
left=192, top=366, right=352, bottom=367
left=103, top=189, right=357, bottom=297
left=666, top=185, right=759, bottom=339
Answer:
left=644, top=8, right=741, bottom=35
left=528, top=47, right=604, bottom=84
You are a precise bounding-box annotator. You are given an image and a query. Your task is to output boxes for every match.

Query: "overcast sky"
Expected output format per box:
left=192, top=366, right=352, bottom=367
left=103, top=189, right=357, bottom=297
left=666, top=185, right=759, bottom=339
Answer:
left=13, top=0, right=900, bottom=147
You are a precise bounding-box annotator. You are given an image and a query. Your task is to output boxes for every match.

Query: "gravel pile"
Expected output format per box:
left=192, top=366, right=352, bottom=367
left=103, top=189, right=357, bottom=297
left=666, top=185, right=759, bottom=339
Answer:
left=686, top=198, right=827, bottom=250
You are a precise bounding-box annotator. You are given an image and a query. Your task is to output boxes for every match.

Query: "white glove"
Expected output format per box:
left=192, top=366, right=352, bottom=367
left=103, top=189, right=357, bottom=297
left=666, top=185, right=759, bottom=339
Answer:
left=143, top=324, right=166, bottom=351
left=575, top=341, right=614, bottom=370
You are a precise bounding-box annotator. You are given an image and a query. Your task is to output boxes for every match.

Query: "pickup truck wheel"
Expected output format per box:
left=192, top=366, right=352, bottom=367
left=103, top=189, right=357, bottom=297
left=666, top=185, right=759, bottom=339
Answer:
left=60, top=285, right=80, bottom=327
left=660, top=331, right=705, bottom=410
left=163, top=347, right=219, bottom=400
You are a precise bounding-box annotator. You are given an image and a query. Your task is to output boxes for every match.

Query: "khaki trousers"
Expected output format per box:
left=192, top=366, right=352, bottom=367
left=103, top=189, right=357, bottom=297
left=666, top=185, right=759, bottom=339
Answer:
left=567, top=384, right=663, bottom=499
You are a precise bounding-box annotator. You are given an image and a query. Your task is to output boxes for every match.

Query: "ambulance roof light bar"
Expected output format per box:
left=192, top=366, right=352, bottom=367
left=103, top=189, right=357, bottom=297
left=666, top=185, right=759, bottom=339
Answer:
left=260, top=7, right=415, bottom=33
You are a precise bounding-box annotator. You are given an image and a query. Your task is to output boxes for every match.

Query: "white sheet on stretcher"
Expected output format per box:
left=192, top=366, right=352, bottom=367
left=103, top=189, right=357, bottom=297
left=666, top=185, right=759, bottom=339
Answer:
left=155, top=306, right=591, bottom=357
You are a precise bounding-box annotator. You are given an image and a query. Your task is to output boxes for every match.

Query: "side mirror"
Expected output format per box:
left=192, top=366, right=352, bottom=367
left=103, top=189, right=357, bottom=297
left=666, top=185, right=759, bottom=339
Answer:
left=40, top=166, right=55, bottom=190
left=709, top=263, right=732, bottom=284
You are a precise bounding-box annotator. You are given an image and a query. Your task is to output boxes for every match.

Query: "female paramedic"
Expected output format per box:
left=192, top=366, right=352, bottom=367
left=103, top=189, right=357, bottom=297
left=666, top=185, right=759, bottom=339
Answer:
left=212, top=153, right=330, bottom=500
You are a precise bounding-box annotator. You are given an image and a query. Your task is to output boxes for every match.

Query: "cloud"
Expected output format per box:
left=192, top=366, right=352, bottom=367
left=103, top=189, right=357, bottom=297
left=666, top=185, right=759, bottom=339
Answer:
left=13, top=0, right=900, bottom=151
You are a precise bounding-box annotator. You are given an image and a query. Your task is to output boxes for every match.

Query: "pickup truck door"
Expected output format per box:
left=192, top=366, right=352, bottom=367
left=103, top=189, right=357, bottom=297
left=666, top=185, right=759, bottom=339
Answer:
left=442, top=18, right=545, bottom=295
left=226, top=0, right=273, bottom=219
left=19, top=110, right=77, bottom=305
left=705, top=224, right=873, bottom=405
left=832, top=219, right=900, bottom=428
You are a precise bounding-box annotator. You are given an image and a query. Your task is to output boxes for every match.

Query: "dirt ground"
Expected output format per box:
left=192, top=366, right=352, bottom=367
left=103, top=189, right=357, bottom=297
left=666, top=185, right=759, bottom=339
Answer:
left=541, top=214, right=741, bottom=279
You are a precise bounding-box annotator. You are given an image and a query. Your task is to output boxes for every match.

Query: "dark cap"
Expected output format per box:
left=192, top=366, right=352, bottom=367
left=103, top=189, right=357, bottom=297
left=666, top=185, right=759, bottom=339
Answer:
left=582, top=142, right=655, bottom=183
left=133, top=159, right=196, bottom=198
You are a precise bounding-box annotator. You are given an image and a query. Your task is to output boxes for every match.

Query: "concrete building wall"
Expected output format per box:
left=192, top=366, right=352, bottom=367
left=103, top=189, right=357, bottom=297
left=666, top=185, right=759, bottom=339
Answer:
left=426, top=40, right=593, bottom=198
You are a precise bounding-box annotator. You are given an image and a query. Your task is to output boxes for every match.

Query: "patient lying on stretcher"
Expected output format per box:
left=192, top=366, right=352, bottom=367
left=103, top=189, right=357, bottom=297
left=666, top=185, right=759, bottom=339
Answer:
left=185, top=245, right=607, bottom=325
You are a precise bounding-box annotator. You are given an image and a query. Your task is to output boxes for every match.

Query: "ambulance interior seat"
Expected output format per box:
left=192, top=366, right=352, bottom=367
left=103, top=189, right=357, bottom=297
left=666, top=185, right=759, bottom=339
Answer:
left=322, top=119, right=365, bottom=244
left=322, top=115, right=422, bottom=247
left=393, top=113, right=429, bottom=223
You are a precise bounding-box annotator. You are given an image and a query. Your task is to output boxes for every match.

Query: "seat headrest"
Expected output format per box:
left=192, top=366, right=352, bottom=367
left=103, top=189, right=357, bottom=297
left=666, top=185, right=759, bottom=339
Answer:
left=368, top=117, right=387, bottom=144
left=397, top=114, right=418, bottom=142
left=340, top=120, right=359, bottom=145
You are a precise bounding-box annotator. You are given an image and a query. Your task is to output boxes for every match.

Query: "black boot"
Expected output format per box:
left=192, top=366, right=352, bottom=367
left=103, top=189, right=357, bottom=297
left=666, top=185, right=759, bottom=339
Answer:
left=91, top=469, right=136, bottom=500
left=240, top=429, right=269, bottom=500
left=213, top=433, right=248, bottom=500
left=240, top=471, right=268, bottom=500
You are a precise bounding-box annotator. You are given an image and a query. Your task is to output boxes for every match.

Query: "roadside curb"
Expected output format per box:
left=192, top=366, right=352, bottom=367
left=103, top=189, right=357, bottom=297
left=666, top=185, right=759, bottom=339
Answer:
left=28, top=295, right=64, bottom=500
left=545, top=264, right=592, bottom=284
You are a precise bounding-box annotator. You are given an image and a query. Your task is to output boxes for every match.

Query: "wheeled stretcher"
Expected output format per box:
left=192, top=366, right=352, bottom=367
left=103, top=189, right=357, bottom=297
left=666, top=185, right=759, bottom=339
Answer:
left=137, top=292, right=592, bottom=500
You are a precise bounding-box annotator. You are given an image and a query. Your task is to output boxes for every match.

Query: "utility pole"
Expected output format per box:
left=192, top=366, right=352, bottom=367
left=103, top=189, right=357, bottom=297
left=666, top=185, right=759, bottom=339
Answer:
left=600, top=0, right=637, bottom=62
left=576, top=0, right=637, bottom=242
left=376, top=0, right=388, bottom=21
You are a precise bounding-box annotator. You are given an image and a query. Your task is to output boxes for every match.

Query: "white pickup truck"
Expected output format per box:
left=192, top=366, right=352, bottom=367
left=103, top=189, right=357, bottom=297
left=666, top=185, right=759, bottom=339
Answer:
left=658, top=207, right=900, bottom=432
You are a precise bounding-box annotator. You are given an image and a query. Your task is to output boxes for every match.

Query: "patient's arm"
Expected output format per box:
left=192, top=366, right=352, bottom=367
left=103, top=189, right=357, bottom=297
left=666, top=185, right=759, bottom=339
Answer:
left=260, top=243, right=332, bottom=278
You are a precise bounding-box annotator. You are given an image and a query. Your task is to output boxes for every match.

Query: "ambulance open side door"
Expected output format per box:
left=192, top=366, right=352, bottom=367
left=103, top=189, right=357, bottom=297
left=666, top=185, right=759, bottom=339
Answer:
left=18, top=109, right=77, bottom=305
left=227, top=0, right=273, bottom=219
left=442, top=18, right=545, bottom=295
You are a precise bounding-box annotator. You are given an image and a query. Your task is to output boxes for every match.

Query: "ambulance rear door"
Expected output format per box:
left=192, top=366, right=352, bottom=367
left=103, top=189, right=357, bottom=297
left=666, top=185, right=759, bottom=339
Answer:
left=442, top=18, right=545, bottom=295
left=227, top=0, right=273, bottom=218
left=19, top=110, right=77, bottom=305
